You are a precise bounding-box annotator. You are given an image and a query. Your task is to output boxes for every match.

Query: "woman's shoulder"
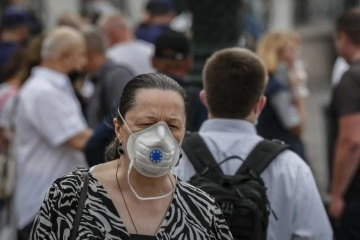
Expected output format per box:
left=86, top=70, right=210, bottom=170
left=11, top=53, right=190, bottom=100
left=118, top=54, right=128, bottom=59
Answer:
left=52, top=167, right=90, bottom=193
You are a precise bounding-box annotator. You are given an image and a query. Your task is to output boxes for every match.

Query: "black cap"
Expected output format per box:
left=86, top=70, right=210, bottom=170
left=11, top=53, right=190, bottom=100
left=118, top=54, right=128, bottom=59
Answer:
left=154, top=30, right=190, bottom=60
left=146, top=0, right=175, bottom=16
left=1, top=6, right=31, bottom=29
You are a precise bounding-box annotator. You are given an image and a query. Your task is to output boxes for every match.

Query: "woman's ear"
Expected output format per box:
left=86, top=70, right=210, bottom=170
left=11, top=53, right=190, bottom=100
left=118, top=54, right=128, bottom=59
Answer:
left=113, top=117, right=122, bottom=141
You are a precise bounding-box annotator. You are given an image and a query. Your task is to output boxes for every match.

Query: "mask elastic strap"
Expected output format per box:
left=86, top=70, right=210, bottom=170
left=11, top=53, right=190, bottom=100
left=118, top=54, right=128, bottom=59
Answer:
left=117, top=107, right=134, bottom=135
left=127, top=160, right=176, bottom=201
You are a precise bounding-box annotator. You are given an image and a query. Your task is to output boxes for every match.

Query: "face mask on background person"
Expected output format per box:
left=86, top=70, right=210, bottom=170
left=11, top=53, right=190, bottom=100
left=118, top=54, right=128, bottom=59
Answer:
left=118, top=108, right=180, bottom=200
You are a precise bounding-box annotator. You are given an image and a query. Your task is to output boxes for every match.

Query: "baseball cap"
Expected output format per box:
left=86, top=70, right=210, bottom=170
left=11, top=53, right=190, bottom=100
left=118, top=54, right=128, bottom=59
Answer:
left=154, top=30, right=190, bottom=60
left=1, top=6, right=31, bottom=29
left=146, top=0, right=175, bottom=16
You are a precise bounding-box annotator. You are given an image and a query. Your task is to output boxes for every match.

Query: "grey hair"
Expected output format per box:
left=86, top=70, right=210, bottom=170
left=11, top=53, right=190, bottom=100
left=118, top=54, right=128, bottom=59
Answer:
left=41, top=26, right=83, bottom=59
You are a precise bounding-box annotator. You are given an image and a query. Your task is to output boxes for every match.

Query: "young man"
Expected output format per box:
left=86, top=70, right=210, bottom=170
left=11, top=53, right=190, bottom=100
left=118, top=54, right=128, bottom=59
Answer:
left=176, top=48, right=332, bottom=239
left=329, top=7, right=360, bottom=239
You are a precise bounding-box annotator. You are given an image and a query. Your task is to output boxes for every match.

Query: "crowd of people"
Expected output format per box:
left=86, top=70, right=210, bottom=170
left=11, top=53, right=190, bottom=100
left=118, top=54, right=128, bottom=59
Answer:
left=0, top=0, right=359, bottom=239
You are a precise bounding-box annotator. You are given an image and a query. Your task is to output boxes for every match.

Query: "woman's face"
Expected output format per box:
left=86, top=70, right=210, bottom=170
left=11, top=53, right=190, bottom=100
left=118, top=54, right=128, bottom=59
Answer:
left=116, top=88, right=186, bottom=146
left=279, top=41, right=298, bottom=65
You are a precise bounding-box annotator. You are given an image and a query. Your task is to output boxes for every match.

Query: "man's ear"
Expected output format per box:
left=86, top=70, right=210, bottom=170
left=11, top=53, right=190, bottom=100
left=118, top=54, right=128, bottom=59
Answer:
left=199, top=89, right=208, bottom=108
left=151, top=57, right=159, bottom=70
left=254, top=95, right=267, bottom=115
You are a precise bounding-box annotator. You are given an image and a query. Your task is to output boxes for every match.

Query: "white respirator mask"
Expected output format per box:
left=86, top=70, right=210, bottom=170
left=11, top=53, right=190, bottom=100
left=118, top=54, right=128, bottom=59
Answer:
left=118, top=108, right=180, bottom=200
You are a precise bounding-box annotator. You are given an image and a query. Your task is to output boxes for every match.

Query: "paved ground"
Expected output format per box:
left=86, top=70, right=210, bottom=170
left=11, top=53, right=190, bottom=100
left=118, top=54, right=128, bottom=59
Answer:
left=303, top=77, right=332, bottom=199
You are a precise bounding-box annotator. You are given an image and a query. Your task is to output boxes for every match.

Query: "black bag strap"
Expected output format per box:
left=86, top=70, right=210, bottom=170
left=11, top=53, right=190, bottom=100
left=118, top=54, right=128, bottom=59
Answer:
left=70, top=170, right=89, bottom=240
left=237, top=139, right=289, bottom=176
left=182, top=132, right=223, bottom=175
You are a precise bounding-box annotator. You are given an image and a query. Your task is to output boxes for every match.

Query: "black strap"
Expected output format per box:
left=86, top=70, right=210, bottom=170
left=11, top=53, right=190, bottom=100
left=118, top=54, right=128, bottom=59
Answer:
left=70, top=171, right=89, bottom=240
left=182, top=132, right=223, bottom=175
left=237, top=139, right=289, bottom=176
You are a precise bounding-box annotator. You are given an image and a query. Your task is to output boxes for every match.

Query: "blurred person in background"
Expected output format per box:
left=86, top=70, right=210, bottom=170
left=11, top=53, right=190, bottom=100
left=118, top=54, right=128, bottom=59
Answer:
left=152, top=29, right=207, bottom=131
left=328, top=7, right=360, bottom=239
left=135, top=0, right=176, bottom=44
left=256, top=31, right=308, bottom=160
left=57, top=13, right=89, bottom=116
left=0, top=6, right=31, bottom=82
left=81, top=26, right=134, bottom=129
left=0, top=34, right=44, bottom=128
left=98, top=11, right=155, bottom=76
left=0, top=34, right=44, bottom=238
left=13, top=27, right=93, bottom=240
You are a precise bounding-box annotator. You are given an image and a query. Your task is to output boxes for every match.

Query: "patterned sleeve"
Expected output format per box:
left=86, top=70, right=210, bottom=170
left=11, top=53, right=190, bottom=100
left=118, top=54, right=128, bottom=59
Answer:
left=29, top=182, right=63, bottom=240
left=29, top=174, right=81, bottom=240
left=210, top=202, right=234, bottom=240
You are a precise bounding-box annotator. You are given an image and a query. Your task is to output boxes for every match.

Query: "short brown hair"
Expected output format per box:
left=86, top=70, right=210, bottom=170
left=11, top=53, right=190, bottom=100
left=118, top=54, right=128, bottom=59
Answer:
left=203, top=48, right=267, bottom=119
left=337, top=7, right=360, bottom=46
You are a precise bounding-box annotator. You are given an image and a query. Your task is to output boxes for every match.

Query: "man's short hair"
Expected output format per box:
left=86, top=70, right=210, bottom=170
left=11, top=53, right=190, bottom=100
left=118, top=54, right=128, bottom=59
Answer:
left=337, top=7, right=360, bottom=46
left=203, top=48, right=267, bottom=119
left=154, top=30, right=190, bottom=60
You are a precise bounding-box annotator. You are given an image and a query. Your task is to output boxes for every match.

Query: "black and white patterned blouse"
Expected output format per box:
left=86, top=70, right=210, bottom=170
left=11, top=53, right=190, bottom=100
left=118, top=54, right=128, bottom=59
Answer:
left=30, top=170, right=233, bottom=240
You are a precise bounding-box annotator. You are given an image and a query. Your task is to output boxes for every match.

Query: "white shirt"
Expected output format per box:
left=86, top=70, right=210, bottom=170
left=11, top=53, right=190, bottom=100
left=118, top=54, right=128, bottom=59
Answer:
left=107, top=40, right=155, bottom=76
left=14, top=67, right=88, bottom=228
left=176, top=119, right=333, bottom=240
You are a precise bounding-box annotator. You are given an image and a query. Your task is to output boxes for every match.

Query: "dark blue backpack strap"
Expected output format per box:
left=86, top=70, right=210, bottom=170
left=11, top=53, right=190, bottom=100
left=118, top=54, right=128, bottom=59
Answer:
left=237, top=139, right=289, bottom=176
left=182, top=132, right=223, bottom=176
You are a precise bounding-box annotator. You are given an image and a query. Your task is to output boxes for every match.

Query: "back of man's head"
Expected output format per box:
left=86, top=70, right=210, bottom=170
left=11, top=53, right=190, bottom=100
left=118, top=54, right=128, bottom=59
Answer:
left=337, top=7, right=360, bottom=46
left=203, top=48, right=266, bottom=119
left=97, top=11, right=130, bottom=46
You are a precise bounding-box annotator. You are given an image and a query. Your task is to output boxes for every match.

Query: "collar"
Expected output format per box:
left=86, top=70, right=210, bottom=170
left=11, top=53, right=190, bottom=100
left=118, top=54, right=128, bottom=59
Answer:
left=32, top=66, right=70, bottom=89
left=199, top=118, right=257, bottom=135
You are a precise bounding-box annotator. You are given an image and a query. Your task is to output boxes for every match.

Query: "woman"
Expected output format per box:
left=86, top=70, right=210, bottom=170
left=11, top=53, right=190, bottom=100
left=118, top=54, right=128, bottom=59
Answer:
left=256, top=31, right=307, bottom=160
left=30, top=73, right=233, bottom=240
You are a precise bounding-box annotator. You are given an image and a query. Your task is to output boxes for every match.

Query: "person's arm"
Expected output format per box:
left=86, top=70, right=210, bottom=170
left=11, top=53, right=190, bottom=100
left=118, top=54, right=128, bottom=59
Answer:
left=330, top=113, right=360, bottom=219
left=329, top=72, right=360, bottom=219
left=292, top=164, right=333, bottom=239
left=31, top=89, right=91, bottom=150
left=66, top=128, right=93, bottom=151
left=270, top=90, right=304, bottom=137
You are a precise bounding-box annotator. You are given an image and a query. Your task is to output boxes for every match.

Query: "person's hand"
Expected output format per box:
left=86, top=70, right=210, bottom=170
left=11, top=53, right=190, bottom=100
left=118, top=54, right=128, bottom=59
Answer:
left=329, top=196, right=345, bottom=220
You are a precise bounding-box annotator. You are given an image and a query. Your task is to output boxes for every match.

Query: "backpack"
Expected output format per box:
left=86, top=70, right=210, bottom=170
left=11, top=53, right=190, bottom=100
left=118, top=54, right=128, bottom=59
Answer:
left=182, top=133, right=289, bottom=240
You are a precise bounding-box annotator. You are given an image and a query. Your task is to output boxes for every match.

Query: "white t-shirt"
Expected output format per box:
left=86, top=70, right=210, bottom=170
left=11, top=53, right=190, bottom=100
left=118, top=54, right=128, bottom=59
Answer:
left=107, top=40, right=155, bottom=76
left=14, top=66, right=88, bottom=228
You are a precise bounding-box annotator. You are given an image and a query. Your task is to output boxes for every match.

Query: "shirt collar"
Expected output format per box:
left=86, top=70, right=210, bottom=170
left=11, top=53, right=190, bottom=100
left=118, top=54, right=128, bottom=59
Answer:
left=199, top=118, right=257, bottom=135
left=32, top=66, right=70, bottom=89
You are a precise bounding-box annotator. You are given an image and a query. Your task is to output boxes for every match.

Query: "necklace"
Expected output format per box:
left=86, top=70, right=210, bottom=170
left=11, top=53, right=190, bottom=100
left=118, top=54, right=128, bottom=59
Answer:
left=115, top=159, right=175, bottom=235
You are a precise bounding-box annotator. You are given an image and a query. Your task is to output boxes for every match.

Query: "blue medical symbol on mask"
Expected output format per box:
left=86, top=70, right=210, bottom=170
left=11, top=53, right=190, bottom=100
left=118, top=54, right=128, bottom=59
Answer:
left=149, top=150, right=163, bottom=163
